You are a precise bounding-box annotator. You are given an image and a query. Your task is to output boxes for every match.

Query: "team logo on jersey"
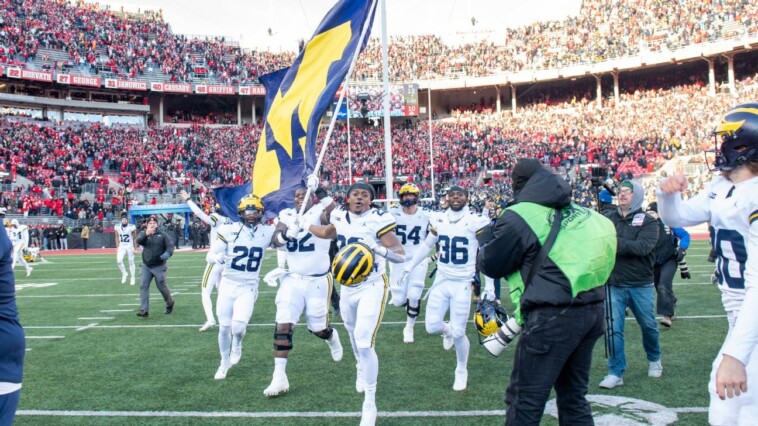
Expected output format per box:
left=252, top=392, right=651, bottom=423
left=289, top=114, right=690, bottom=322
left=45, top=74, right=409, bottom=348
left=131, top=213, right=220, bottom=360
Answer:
left=544, top=395, right=679, bottom=425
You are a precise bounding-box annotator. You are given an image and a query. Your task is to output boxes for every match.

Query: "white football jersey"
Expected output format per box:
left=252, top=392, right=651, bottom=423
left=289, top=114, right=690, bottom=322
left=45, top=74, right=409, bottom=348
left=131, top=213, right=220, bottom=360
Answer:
left=429, top=208, right=490, bottom=280
left=215, top=223, right=275, bottom=284
left=278, top=204, right=332, bottom=275
left=330, top=207, right=397, bottom=279
left=208, top=212, right=234, bottom=242
left=116, top=224, right=137, bottom=247
left=8, top=226, right=24, bottom=245
left=389, top=205, right=431, bottom=258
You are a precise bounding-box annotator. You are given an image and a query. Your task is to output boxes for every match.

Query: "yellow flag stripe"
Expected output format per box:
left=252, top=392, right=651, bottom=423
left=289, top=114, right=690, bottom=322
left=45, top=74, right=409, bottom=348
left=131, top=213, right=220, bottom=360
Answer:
left=376, top=223, right=397, bottom=238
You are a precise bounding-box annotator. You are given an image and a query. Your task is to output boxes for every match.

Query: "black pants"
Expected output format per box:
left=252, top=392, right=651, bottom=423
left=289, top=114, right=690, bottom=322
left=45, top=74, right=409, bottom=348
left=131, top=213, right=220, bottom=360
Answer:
left=505, top=303, right=605, bottom=426
left=654, top=259, right=677, bottom=317
left=83, top=238, right=88, bottom=250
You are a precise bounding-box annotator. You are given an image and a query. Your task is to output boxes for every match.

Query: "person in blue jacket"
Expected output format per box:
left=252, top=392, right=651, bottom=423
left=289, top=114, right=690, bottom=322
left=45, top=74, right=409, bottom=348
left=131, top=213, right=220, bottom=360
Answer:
left=0, top=225, right=25, bottom=424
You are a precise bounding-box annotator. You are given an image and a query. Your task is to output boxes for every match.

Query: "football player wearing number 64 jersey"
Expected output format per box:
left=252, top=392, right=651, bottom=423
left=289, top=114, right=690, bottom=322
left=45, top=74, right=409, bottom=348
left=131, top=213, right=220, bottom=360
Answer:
left=309, top=182, right=404, bottom=426
left=114, top=213, right=137, bottom=285
left=657, top=104, right=758, bottom=426
left=401, top=185, right=491, bottom=391
left=206, top=195, right=274, bottom=381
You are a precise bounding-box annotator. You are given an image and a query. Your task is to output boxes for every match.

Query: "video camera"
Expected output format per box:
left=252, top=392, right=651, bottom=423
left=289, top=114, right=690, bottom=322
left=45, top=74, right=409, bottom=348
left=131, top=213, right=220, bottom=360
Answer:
left=590, top=166, right=608, bottom=187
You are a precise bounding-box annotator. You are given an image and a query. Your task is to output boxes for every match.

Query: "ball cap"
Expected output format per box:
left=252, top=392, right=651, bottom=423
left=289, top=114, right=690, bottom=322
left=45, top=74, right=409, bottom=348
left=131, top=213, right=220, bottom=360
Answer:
left=147, top=215, right=159, bottom=224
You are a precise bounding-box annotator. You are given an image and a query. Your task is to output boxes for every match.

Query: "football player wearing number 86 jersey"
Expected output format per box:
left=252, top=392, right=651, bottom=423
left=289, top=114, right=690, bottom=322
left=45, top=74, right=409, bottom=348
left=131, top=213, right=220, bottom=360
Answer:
left=657, top=103, right=758, bottom=425
left=309, top=182, right=404, bottom=426
left=206, top=195, right=274, bottom=381
left=401, top=185, right=491, bottom=391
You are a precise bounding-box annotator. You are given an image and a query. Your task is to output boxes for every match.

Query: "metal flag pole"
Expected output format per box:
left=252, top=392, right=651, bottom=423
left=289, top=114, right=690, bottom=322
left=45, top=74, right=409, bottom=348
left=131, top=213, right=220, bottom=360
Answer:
left=380, top=0, right=393, bottom=208
left=427, top=80, right=436, bottom=200
left=347, top=88, right=353, bottom=184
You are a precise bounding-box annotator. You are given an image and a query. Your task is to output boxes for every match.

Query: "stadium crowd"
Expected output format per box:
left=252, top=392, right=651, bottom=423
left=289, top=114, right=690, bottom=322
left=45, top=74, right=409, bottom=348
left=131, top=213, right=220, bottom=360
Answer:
left=1, top=0, right=756, bottom=84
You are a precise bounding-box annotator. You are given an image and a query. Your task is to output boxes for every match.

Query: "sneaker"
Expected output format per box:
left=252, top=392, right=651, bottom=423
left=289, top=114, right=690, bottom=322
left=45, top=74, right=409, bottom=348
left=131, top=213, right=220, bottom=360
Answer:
left=648, top=360, right=663, bottom=378
left=453, top=368, right=468, bottom=391
left=263, top=374, right=290, bottom=397
left=359, top=401, right=377, bottom=426
left=599, top=374, right=624, bottom=389
left=130, top=277, right=135, bottom=286
left=121, top=272, right=128, bottom=284
left=136, top=310, right=148, bottom=318
left=214, top=364, right=230, bottom=380
left=165, top=301, right=174, bottom=314
left=660, top=316, right=672, bottom=327
left=199, top=321, right=216, bottom=332
left=327, top=329, right=343, bottom=362
left=26, top=267, right=32, bottom=277
left=403, top=325, right=414, bottom=343
left=355, top=364, right=365, bottom=393
left=442, top=328, right=454, bottom=351
left=230, top=348, right=242, bottom=366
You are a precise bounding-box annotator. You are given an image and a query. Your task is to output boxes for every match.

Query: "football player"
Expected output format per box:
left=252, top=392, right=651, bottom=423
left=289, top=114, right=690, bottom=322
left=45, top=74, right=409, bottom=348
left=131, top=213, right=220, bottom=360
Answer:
left=657, top=103, right=758, bottom=425
left=389, top=183, right=431, bottom=343
left=401, top=185, right=491, bottom=391
left=181, top=190, right=235, bottom=332
left=206, top=195, right=274, bottom=380
left=309, top=182, right=404, bottom=426
left=8, top=220, right=32, bottom=277
left=114, top=213, right=137, bottom=285
left=262, top=187, right=343, bottom=397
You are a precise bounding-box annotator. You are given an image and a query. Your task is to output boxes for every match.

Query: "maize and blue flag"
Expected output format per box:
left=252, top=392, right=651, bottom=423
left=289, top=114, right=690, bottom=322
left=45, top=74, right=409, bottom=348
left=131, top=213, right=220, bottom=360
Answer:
left=252, top=0, right=377, bottom=217
left=212, top=181, right=253, bottom=222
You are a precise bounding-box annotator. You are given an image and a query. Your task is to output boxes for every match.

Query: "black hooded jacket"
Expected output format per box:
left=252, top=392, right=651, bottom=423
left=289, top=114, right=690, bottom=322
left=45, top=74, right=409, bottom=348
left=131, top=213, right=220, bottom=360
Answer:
left=477, top=168, right=606, bottom=314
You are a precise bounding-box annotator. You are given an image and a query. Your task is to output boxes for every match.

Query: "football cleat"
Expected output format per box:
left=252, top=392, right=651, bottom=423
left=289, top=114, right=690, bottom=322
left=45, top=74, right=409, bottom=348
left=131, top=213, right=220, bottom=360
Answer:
left=121, top=272, right=128, bottom=284
left=230, top=347, right=242, bottom=366
left=26, top=267, right=32, bottom=277
left=403, top=325, right=414, bottom=343
left=355, top=364, right=365, bottom=393
left=263, top=374, right=290, bottom=397
left=214, top=364, right=230, bottom=380
left=453, top=368, right=468, bottom=391
left=199, top=321, right=216, bottom=332
left=327, top=329, right=343, bottom=362
left=359, top=401, right=377, bottom=426
left=130, top=277, right=135, bottom=286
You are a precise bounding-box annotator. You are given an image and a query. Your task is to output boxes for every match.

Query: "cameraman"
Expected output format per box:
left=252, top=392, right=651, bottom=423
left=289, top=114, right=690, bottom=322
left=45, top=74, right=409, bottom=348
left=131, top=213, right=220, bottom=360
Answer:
left=477, top=159, right=617, bottom=425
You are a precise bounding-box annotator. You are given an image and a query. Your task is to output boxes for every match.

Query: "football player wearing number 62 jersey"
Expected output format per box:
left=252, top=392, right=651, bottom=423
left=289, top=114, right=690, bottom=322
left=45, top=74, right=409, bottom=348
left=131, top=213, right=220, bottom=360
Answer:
left=206, top=195, right=274, bottom=381
left=401, top=185, right=491, bottom=391
left=115, top=213, right=137, bottom=285
left=389, top=183, right=431, bottom=343
left=309, top=182, right=404, bottom=426
left=658, top=104, right=758, bottom=426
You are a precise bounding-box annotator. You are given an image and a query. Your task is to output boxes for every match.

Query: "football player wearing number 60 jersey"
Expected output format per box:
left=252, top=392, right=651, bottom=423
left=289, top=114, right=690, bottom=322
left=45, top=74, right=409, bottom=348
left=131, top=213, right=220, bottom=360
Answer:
left=206, top=195, right=274, bottom=381
left=114, top=214, right=137, bottom=285
left=309, top=183, right=404, bottom=426
left=402, top=186, right=491, bottom=391
left=261, top=187, right=343, bottom=397
left=181, top=190, right=235, bottom=332
left=389, top=183, right=431, bottom=344
left=658, top=104, right=758, bottom=426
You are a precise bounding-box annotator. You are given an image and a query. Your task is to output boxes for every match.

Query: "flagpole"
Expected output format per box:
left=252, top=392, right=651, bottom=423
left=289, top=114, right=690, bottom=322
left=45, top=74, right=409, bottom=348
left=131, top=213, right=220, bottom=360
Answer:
left=347, top=93, right=353, bottom=184
left=380, top=0, right=393, bottom=206
left=298, top=0, right=379, bottom=217
left=427, top=81, right=436, bottom=200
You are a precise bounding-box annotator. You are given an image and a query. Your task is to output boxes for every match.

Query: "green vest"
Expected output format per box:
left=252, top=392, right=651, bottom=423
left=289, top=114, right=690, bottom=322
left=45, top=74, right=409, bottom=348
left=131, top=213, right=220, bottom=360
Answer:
left=506, top=202, right=617, bottom=323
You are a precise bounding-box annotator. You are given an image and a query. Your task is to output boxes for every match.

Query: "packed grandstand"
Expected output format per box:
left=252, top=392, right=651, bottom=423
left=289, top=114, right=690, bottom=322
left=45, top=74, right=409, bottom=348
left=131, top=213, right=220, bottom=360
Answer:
left=1, top=0, right=757, bottom=229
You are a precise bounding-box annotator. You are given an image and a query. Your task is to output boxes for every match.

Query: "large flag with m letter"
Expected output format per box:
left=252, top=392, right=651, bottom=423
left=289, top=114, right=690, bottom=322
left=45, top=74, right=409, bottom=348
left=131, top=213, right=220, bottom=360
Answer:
left=252, top=0, right=377, bottom=217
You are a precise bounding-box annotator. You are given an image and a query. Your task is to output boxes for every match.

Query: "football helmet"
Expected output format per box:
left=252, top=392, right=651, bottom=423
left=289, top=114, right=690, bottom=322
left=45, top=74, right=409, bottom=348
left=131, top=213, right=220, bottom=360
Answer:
left=398, top=183, right=420, bottom=207
left=708, top=103, right=758, bottom=171
left=331, top=242, right=375, bottom=286
left=474, top=299, right=509, bottom=341
left=237, top=195, right=264, bottom=227
left=10, top=219, right=19, bottom=227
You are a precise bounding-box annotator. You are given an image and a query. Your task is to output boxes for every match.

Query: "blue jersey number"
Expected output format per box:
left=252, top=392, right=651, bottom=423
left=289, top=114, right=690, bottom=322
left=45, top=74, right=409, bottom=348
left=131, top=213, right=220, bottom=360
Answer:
left=336, top=235, right=361, bottom=249
left=438, top=236, right=469, bottom=265
left=286, top=234, right=316, bottom=253
left=713, top=229, right=747, bottom=289
left=230, top=246, right=263, bottom=272
left=396, top=225, right=421, bottom=245
left=120, top=234, right=130, bottom=243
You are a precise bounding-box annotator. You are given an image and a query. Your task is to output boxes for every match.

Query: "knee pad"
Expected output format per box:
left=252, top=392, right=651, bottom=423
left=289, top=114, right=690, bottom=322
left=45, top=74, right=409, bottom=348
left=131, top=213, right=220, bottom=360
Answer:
left=406, top=299, right=421, bottom=318
left=274, top=324, right=293, bottom=351
left=450, top=326, right=466, bottom=340
left=312, top=325, right=334, bottom=340
left=231, top=321, right=247, bottom=336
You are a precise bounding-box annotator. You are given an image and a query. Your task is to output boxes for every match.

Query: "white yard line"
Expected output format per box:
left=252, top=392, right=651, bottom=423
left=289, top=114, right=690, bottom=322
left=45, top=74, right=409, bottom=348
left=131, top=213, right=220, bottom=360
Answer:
left=25, top=336, right=65, bottom=339
left=78, top=317, right=114, bottom=320
left=75, top=323, right=99, bottom=331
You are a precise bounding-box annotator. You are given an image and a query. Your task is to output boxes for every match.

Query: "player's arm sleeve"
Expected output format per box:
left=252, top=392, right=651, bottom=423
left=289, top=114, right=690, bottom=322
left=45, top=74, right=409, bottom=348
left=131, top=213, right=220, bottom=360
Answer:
left=673, top=227, right=690, bottom=250
left=616, top=217, right=659, bottom=257
left=405, top=232, right=439, bottom=271
left=656, top=186, right=711, bottom=228
left=721, top=206, right=758, bottom=364
left=186, top=200, right=215, bottom=226
left=478, top=210, right=526, bottom=279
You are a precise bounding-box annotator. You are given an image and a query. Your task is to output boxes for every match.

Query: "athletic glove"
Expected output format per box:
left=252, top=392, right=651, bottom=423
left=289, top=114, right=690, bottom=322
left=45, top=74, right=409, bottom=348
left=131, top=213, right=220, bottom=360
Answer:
left=482, top=317, right=522, bottom=357
left=680, top=270, right=691, bottom=280
left=284, top=222, right=300, bottom=240
left=674, top=247, right=686, bottom=263
left=481, top=289, right=496, bottom=302
left=306, top=174, right=320, bottom=192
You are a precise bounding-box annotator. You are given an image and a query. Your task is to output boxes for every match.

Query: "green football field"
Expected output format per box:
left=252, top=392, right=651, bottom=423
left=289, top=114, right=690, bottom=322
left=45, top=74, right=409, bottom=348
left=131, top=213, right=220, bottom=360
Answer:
left=13, top=240, right=723, bottom=425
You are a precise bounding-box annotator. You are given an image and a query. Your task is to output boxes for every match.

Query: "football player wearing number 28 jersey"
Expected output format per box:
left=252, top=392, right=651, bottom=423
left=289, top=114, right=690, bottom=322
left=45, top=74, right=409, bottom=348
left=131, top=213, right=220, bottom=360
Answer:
left=658, top=104, right=758, bottom=426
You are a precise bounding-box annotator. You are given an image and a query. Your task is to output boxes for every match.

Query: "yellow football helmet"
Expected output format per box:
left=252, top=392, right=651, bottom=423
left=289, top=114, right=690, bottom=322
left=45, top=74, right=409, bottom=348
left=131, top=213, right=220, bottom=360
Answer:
left=237, top=195, right=264, bottom=226
left=474, top=300, right=509, bottom=339
left=331, top=243, right=375, bottom=286
left=398, top=183, right=420, bottom=197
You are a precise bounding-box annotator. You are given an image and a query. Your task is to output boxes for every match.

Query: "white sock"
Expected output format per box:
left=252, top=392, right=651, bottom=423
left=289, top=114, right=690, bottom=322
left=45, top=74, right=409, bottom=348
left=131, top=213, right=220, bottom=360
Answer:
left=358, top=347, right=378, bottom=391
left=274, top=357, right=287, bottom=376
left=454, top=335, right=470, bottom=371
left=218, top=325, right=232, bottom=366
